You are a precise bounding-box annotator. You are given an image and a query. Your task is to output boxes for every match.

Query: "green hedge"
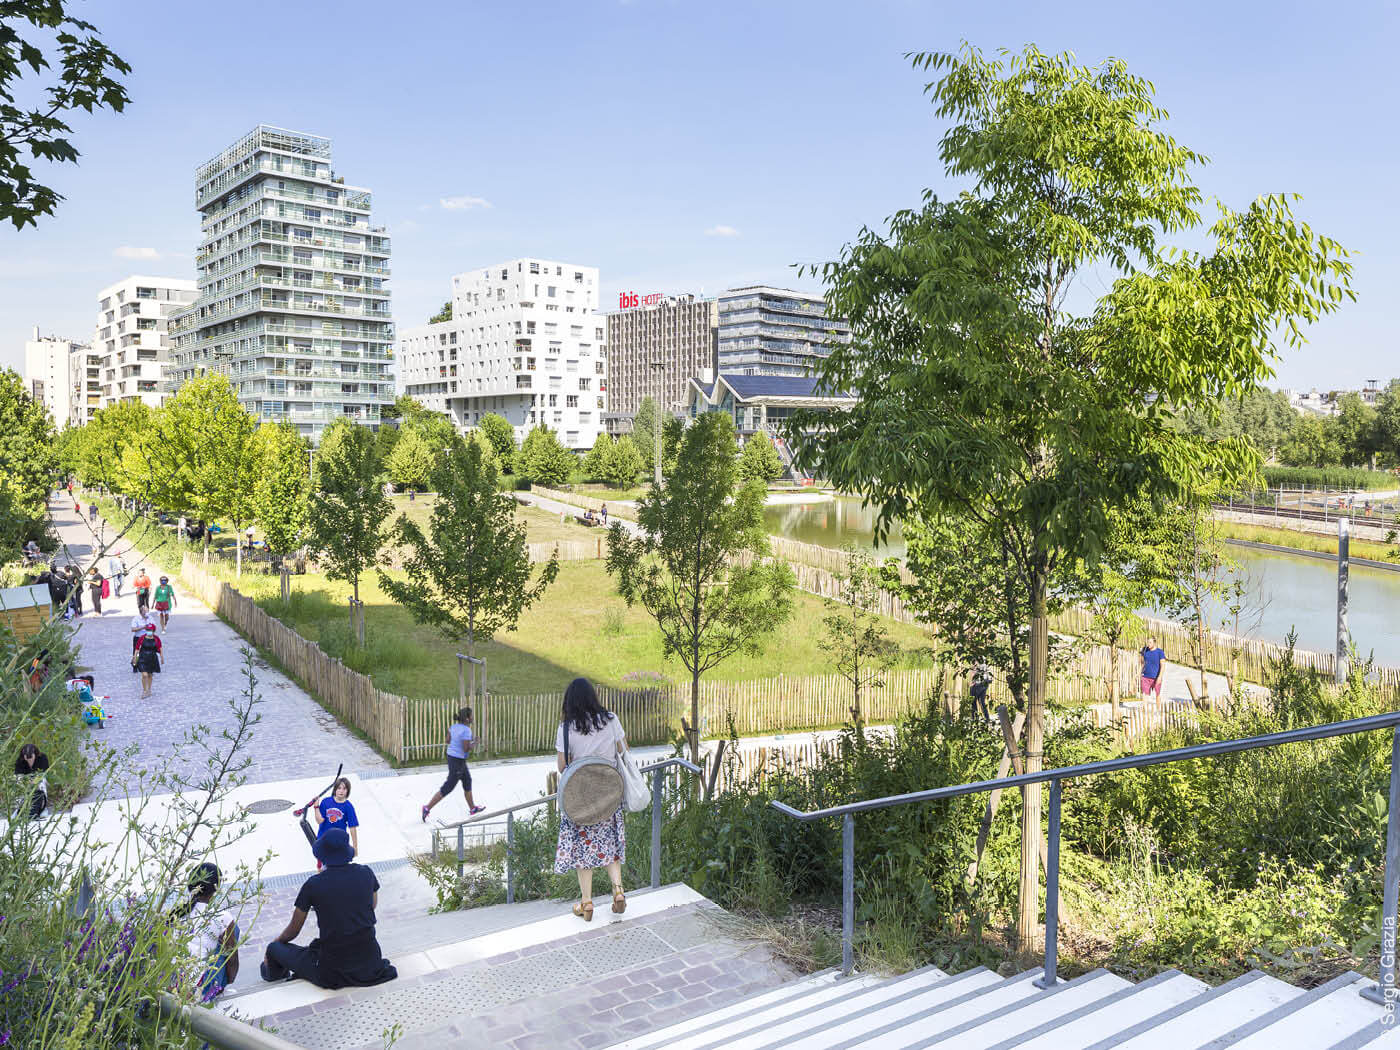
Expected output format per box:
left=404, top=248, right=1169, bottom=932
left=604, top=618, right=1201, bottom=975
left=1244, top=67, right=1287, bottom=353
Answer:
left=1261, top=466, right=1396, bottom=491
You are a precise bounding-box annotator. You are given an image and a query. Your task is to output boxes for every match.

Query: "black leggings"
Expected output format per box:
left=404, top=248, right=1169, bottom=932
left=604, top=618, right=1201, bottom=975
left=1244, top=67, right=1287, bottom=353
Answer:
left=440, top=755, right=472, bottom=796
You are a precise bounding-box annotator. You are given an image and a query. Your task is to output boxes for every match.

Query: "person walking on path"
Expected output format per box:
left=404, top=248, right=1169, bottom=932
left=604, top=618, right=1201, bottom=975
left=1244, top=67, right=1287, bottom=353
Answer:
left=130, top=606, right=156, bottom=652
left=86, top=566, right=104, bottom=615
left=88, top=501, right=97, bottom=523
left=106, top=551, right=126, bottom=597
left=66, top=565, right=83, bottom=616
left=133, top=568, right=152, bottom=615
left=153, top=575, right=177, bottom=630
left=313, top=777, right=360, bottom=869
left=555, top=678, right=628, bottom=921
left=1139, top=637, right=1166, bottom=700
left=172, top=862, right=240, bottom=1002
left=420, top=707, right=486, bottom=822
left=259, top=827, right=396, bottom=989
left=133, top=624, right=163, bottom=698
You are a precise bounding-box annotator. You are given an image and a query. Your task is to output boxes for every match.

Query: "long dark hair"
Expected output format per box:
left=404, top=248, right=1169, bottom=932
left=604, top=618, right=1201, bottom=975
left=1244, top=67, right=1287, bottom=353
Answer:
left=171, top=861, right=220, bottom=920
left=562, top=677, right=612, bottom=734
left=14, top=743, right=46, bottom=775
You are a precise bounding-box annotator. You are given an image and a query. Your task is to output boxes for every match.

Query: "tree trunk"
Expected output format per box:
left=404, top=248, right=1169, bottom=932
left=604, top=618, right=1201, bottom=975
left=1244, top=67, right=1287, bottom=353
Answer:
left=1109, top=636, right=1121, bottom=720
left=1017, top=572, right=1049, bottom=958
left=689, top=665, right=701, bottom=765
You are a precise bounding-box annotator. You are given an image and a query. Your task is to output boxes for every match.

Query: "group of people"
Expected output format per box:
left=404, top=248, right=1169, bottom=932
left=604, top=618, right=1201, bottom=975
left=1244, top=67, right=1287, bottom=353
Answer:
left=578, top=503, right=609, bottom=527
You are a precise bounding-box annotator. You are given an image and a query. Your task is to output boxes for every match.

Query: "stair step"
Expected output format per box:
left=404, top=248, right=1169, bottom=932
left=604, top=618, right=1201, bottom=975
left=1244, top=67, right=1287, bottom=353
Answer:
left=1084, top=970, right=1302, bottom=1050
left=989, top=970, right=1209, bottom=1050
left=606, top=969, right=861, bottom=1050
left=646, top=965, right=948, bottom=1050
left=916, top=968, right=1134, bottom=1049
left=1210, top=972, right=1380, bottom=1049
left=849, top=970, right=1049, bottom=1049
left=771, top=967, right=1001, bottom=1049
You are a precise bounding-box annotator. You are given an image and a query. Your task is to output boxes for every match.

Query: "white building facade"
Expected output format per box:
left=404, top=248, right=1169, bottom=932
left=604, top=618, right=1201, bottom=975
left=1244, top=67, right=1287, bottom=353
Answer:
left=93, top=276, right=197, bottom=409
left=170, top=125, right=394, bottom=440
left=22, top=329, right=85, bottom=426
left=397, top=259, right=608, bottom=449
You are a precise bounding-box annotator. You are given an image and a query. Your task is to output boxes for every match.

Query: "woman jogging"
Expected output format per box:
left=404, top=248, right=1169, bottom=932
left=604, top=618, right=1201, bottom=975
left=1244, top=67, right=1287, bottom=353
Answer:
left=421, top=708, right=485, bottom=822
left=153, top=575, right=177, bottom=629
left=314, top=777, right=359, bottom=868
left=555, top=678, right=628, bottom=921
left=172, top=862, right=240, bottom=1002
left=133, top=623, right=163, bottom=697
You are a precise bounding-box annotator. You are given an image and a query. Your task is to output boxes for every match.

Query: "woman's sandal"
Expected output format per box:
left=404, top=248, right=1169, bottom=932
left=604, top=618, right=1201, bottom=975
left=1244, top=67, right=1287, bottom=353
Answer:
left=573, top=900, right=594, bottom=921
left=611, top=888, right=626, bottom=914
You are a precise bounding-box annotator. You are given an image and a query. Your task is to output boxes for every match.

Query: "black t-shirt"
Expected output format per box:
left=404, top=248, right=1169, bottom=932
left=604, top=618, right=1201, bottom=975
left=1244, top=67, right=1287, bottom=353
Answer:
left=294, top=864, right=385, bottom=977
left=15, top=753, right=49, bottom=776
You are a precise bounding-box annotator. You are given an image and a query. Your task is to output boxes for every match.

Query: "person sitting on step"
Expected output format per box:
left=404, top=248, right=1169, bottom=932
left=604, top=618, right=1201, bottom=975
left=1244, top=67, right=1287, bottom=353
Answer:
left=260, top=827, right=396, bottom=990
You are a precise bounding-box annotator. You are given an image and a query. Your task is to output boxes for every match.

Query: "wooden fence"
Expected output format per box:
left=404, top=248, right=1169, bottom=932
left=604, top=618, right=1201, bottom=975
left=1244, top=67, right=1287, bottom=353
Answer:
left=528, top=485, right=638, bottom=522
left=178, top=555, right=405, bottom=759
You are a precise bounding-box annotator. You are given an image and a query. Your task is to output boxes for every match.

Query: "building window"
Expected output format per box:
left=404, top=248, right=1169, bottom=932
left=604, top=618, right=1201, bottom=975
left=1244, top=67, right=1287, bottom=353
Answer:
left=547, top=286, right=556, bottom=298
left=566, top=395, right=579, bottom=408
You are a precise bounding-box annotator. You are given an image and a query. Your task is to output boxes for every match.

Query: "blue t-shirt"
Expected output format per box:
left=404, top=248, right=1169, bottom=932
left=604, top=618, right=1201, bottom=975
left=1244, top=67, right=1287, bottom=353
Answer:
left=1141, top=647, right=1165, bottom=680
left=317, top=797, right=358, bottom=837
left=446, top=722, right=474, bottom=759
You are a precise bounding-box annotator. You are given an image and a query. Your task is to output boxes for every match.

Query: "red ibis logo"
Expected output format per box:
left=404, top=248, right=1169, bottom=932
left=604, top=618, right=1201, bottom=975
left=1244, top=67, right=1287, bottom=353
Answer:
left=618, top=291, right=662, bottom=309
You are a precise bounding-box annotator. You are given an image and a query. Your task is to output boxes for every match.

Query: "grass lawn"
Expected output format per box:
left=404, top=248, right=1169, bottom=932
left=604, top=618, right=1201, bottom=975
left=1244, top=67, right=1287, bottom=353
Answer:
left=241, top=559, right=935, bottom=698
left=385, top=493, right=602, bottom=547
left=1218, top=519, right=1398, bottom=562
left=574, top=482, right=649, bottom=502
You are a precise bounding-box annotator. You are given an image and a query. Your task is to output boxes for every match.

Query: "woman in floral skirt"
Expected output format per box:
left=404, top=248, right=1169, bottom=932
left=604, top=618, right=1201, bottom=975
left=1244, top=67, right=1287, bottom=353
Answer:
left=554, top=677, right=628, bottom=921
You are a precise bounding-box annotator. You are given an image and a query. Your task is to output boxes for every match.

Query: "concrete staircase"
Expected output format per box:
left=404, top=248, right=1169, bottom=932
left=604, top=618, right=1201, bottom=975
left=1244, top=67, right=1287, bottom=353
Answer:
left=602, top=963, right=1394, bottom=1050
left=218, top=883, right=798, bottom=1050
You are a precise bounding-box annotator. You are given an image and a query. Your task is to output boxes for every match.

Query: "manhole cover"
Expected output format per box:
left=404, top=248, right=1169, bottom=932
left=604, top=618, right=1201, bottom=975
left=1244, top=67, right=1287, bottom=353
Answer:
left=246, top=799, right=294, bottom=814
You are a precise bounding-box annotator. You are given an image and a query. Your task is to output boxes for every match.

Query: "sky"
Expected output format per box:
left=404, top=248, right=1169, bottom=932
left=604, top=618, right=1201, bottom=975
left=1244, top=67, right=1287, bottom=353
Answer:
left=2, top=0, right=1396, bottom=390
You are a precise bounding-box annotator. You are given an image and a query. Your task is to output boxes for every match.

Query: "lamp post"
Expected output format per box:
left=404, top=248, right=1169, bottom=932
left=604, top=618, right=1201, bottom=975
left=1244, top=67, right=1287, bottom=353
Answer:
left=650, top=359, right=664, bottom=486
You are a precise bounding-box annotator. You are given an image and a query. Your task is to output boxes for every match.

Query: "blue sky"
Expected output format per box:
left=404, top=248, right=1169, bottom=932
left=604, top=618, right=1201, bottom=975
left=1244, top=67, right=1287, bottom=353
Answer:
left=3, top=0, right=1395, bottom=390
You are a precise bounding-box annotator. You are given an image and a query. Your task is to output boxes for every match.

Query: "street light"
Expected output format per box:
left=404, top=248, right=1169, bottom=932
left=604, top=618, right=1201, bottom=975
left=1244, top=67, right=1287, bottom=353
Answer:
left=649, top=359, right=665, bottom=486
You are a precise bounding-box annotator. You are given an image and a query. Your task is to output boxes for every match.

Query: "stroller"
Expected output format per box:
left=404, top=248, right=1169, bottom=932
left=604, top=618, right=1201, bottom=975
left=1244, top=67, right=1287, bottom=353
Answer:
left=67, top=675, right=111, bottom=729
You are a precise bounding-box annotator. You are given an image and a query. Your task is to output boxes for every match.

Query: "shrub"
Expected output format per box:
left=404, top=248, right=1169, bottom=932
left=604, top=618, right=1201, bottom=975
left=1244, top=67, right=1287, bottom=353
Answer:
left=1259, top=466, right=1395, bottom=491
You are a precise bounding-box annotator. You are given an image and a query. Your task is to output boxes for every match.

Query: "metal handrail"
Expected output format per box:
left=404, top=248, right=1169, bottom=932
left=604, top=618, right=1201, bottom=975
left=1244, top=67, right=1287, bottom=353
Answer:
left=769, top=710, right=1400, bottom=1004
left=430, top=757, right=702, bottom=901
left=157, top=991, right=308, bottom=1049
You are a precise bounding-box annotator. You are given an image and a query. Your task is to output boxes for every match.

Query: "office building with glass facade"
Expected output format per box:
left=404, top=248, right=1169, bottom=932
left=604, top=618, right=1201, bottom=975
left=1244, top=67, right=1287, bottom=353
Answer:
left=716, top=286, right=849, bottom=377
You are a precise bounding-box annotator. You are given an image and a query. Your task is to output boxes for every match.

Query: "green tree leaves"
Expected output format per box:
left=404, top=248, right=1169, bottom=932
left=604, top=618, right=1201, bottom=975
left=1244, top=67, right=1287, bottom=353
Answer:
left=606, top=412, right=794, bottom=759
left=737, top=432, right=784, bottom=485
left=251, top=422, right=309, bottom=557
left=385, top=426, right=436, bottom=490
left=305, top=418, right=390, bottom=605
left=1, top=2, right=132, bottom=228
left=379, top=435, right=558, bottom=656
left=0, top=366, right=57, bottom=545
left=517, top=425, right=574, bottom=487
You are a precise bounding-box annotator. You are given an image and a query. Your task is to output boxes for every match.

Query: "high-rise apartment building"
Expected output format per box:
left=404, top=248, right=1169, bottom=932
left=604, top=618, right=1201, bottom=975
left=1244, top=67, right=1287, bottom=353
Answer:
left=169, top=125, right=394, bottom=440
left=23, top=329, right=85, bottom=426
left=70, top=344, right=103, bottom=426
left=605, top=293, right=717, bottom=431
left=93, top=276, right=197, bottom=409
left=717, top=286, right=850, bottom=377
left=397, top=258, right=608, bottom=449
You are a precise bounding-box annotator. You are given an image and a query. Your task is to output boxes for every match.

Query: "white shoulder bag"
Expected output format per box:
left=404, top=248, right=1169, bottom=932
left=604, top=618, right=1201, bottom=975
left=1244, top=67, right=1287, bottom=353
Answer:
left=615, top=720, right=649, bottom=811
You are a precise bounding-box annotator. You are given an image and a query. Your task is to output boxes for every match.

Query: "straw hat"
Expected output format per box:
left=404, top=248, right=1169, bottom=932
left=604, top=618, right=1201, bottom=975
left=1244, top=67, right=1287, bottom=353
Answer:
left=558, top=757, right=623, bottom=826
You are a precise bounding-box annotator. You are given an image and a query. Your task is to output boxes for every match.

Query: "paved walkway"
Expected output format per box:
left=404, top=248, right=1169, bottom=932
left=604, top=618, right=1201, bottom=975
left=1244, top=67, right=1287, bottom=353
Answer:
left=47, top=496, right=387, bottom=797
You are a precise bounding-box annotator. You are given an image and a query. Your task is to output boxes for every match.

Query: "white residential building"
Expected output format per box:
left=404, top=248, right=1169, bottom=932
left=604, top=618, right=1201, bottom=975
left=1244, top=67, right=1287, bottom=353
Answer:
left=22, top=328, right=85, bottom=426
left=169, top=125, right=394, bottom=440
left=397, top=259, right=608, bottom=449
left=93, top=276, right=197, bottom=409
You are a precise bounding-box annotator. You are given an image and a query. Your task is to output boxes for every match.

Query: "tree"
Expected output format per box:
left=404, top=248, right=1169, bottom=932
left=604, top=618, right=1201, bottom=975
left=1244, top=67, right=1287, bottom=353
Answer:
left=1331, top=392, right=1379, bottom=468
left=517, top=425, right=575, bottom=487
left=1, top=3, right=131, bottom=229
left=1174, top=388, right=1296, bottom=463
left=251, top=422, right=309, bottom=561
left=1162, top=488, right=1233, bottom=698
left=581, top=433, right=615, bottom=482
left=429, top=300, right=452, bottom=323
left=737, top=431, right=784, bottom=485
left=149, top=374, right=257, bottom=558
left=605, top=434, right=645, bottom=489
left=385, top=425, right=435, bottom=490
left=1280, top=415, right=1343, bottom=468
left=822, top=546, right=901, bottom=725
left=0, top=367, right=56, bottom=544
left=380, top=435, right=558, bottom=657
left=788, top=45, right=1352, bottom=955
left=632, top=397, right=661, bottom=478
left=305, top=419, right=391, bottom=640
left=477, top=413, right=517, bottom=470
left=607, top=412, right=795, bottom=760
left=1375, top=380, right=1400, bottom=467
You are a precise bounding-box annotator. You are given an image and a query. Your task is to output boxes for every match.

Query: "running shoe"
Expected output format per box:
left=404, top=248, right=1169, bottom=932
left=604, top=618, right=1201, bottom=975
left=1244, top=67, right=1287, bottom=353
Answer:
left=420, top=805, right=430, bottom=823
left=469, top=804, right=486, bottom=815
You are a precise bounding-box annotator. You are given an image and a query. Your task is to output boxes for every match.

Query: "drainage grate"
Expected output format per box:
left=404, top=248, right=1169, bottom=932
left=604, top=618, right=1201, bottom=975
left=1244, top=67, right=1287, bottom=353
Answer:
left=245, top=798, right=294, bottom=814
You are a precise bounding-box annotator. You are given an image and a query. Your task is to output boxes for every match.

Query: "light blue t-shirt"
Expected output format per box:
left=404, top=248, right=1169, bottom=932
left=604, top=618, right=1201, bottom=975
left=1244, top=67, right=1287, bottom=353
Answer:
left=446, top=722, right=474, bottom=759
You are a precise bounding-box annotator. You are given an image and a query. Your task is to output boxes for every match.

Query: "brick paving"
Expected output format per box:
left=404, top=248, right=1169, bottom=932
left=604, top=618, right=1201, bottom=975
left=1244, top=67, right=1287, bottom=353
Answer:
left=48, top=497, right=387, bottom=796
left=261, top=902, right=798, bottom=1050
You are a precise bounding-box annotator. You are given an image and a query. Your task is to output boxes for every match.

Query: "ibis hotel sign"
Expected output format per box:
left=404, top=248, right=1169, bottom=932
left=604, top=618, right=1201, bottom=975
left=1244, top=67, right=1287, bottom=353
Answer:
left=618, top=291, right=663, bottom=309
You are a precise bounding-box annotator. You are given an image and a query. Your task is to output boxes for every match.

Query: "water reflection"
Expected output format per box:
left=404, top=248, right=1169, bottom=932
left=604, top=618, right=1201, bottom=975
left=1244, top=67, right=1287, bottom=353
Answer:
left=763, top=495, right=906, bottom=557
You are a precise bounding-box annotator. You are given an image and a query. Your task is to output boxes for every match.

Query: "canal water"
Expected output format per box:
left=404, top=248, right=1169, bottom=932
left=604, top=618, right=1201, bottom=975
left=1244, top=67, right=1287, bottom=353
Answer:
left=763, top=495, right=1399, bottom=658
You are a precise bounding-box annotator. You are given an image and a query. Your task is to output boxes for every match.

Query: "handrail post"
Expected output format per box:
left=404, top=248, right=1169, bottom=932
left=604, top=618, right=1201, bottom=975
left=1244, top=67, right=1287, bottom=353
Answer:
left=506, top=810, right=516, bottom=905
left=651, top=763, right=664, bottom=889
left=1034, top=778, right=1062, bottom=988
left=1364, top=727, right=1400, bottom=1005
left=456, top=825, right=465, bottom=878
left=842, top=813, right=854, bottom=976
